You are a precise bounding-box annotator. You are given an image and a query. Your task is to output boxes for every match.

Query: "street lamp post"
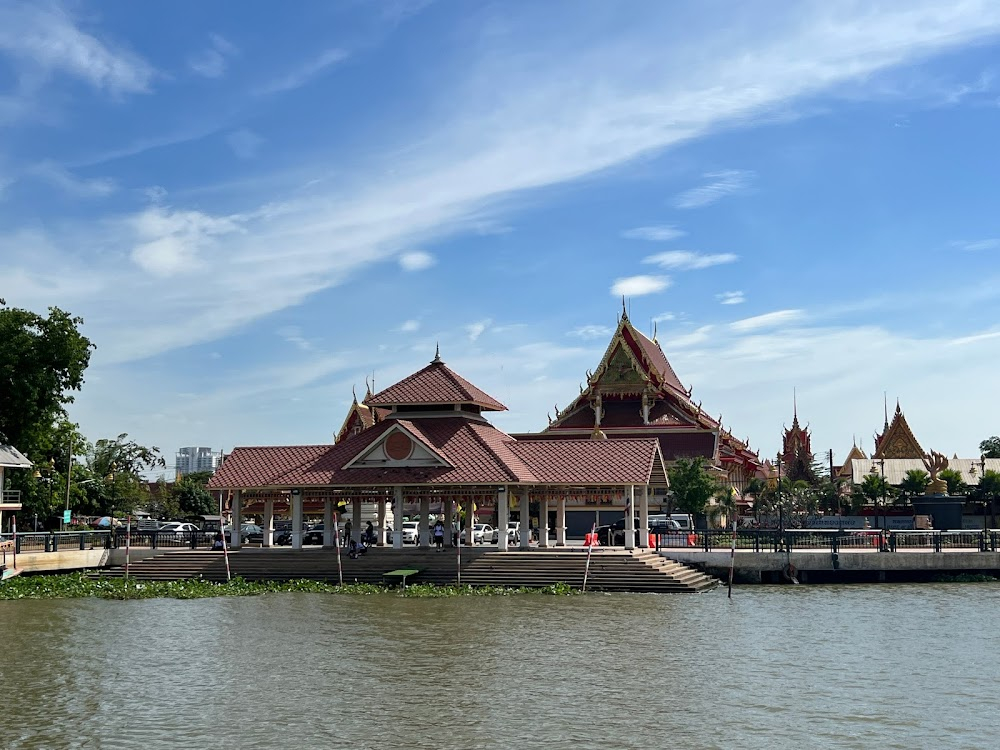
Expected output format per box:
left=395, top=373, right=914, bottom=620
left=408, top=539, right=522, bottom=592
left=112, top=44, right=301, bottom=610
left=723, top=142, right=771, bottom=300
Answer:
left=776, top=454, right=784, bottom=534
left=981, top=455, right=989, bottom=533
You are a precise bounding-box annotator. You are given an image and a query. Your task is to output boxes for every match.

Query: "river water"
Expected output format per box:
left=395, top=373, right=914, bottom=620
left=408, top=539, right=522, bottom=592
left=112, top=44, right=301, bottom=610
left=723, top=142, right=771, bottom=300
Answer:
left=2, top=584, right=998, bottom=750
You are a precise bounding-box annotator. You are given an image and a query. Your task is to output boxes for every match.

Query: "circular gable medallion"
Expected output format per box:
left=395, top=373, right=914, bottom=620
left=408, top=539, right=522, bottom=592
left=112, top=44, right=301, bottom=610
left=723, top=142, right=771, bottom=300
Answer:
left=385, top=432, right=413, bottom=461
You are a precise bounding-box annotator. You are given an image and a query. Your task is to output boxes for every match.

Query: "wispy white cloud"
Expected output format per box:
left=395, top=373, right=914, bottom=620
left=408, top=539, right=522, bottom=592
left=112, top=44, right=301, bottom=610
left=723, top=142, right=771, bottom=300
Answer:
left=466, top=319, right=492, bottom=342
left=622, top=225, right=686, bottom=242
left=717, top=291, right=746, bottom=305
left=568, top=324, right=614, bottom=340
left=0, top=2, right=155, bottom=95
left=255, top=48, right=349, bottom=95
left=399, top=251, right=435, bottom=271
left=277, top=325, right=314, bottom=351
left=130, top=205, right=243, bottom=278
left=226, top=128, right=265, bottom=159
left=674, top=170, right=755, bottom=209
left=643, top=250, right=738, bottom=270
left=10, top=0, right=1000, bottom=374
left=952, top=238, right=1000, bottom=252
left=24, top=161, right=115, bottom=197
left=611, top=275, right=671, bottom=296
left=399, top=319, right=421, bottom=333
left=730, top=309, right=804, bottom=332
left=652, top=312, right=676, bottom=323
left=188, top=33, right=238, bottom=79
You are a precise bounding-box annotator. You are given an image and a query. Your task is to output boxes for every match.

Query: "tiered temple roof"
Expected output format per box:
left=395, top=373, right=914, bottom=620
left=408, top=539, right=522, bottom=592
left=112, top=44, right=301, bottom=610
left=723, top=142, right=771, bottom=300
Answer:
left=513, top=309, right=761, bottom=486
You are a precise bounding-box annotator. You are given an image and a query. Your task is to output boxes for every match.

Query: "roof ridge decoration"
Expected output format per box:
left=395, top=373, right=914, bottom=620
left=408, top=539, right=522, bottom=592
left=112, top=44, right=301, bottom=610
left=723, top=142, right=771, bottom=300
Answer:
left=873, top=401, right=924, bottom=459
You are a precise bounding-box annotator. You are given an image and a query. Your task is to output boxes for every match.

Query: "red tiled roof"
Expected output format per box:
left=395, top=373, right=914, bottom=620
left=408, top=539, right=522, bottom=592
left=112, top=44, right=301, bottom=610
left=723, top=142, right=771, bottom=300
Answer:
left=629, top=327, right=686, bottom=394
left=510, top=438, right=663, bottom=484
left=366, top=360, right=507, bottom=411
left=210, top=418, right=664, bottom=490
left=208, top=445, right=331, bottom=490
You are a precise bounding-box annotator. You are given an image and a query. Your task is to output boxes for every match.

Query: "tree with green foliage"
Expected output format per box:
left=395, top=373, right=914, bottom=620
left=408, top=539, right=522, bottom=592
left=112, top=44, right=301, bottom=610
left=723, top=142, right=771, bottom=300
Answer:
left=859, top=473, right=893, bottom=506
left=170, top=471, right=216, bottom=517
left=85, top=434, right=165, bottom=515
left=980, top=437, right=1000, bottom=459
left=938, top=468, right=967, bottom=496
left=667, top=457, right=718, bottom=516
left=899, top=469, right=930, bottom=501
left=0, top=302, right=93, bottom=451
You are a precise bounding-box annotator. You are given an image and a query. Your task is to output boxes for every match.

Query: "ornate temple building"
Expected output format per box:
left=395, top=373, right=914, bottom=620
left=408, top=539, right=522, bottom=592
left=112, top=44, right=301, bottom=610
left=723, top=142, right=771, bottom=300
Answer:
left=335, top=386, right=389, bottom=444
left=512, top=309, right=762, bottom=496
left=780, top=395, right=816, bottom=482
left=873, top=400, right=925, bottom=459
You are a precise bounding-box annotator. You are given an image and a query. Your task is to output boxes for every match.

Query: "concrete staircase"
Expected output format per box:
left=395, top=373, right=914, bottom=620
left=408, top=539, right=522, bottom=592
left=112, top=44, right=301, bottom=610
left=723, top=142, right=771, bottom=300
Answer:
left=461, top=549, right=717, bottom=593
left=91, top=548, right=718, bottom=593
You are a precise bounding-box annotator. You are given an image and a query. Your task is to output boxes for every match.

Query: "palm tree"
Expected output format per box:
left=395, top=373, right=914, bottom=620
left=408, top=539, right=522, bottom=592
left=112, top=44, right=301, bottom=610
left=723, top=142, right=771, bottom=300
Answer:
left=938, top=468, right=967, bottom=496
left=899, top=469, right=929, bottom=502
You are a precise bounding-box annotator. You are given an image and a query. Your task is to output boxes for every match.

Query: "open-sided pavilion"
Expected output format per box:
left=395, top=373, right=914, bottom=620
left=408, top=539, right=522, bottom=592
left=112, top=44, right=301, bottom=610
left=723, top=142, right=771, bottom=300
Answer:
left=209, top=351, right=668, bottom=551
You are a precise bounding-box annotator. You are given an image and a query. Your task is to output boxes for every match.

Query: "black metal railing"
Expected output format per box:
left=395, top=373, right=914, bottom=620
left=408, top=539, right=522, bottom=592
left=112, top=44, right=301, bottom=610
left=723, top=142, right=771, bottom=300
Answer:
left=652, top=529, right=1000, bottom=554
left=2, top=529, right=220, bottom=554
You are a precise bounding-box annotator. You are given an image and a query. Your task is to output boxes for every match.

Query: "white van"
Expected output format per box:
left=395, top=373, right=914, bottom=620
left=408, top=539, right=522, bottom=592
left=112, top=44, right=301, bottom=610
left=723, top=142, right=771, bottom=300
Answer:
left=669, top=513, right=695, bottom=531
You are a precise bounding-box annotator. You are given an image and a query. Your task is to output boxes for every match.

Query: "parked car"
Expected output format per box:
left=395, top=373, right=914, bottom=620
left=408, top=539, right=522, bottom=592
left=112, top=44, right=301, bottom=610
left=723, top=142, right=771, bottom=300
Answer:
left=401, top=521, right=420, bottom=545
left=459, top=523, right=494, bottom=545
left=158, top=522, right=200, bottom=536
left=242, top=524, right=264, bottom=543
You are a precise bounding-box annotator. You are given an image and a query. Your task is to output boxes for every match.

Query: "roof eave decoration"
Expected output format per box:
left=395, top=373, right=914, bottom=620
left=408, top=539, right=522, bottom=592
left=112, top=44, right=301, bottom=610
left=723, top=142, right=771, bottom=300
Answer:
left=873, top=402, right=925, bottom=459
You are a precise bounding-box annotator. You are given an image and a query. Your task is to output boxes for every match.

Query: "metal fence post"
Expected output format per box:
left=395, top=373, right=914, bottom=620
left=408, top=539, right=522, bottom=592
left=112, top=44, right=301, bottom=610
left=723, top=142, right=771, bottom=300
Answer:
left=934, top=533, right=942, bottom=553
left=15, top=534, right=21, bottom=554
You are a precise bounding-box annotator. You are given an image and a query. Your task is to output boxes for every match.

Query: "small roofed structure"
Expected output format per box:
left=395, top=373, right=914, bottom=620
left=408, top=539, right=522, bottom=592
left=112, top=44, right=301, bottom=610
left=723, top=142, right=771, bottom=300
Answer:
left=0, top=444, right=32, bottom=532
left=211, top=349, right=669, bottom=551
left=873, top=401, right=925, bottom=459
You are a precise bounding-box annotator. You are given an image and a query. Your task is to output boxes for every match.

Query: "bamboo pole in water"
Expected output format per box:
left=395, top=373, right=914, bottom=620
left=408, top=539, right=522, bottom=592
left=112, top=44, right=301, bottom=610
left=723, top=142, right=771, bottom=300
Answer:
left=582, top=523, right=596, bottom=592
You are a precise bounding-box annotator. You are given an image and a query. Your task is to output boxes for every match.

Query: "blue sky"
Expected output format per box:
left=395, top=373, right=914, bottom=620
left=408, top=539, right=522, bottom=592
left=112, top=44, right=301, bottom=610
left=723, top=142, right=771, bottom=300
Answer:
left=3, top=0, right=1000, bottom=475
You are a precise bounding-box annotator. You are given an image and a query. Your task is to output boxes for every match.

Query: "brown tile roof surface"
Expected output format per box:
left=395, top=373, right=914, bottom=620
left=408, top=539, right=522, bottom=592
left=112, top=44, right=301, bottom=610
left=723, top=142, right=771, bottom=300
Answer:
left=509, top=438, right=659, bottom=484
left=210, top=418, right=663, bottom=490
left=366, top=361, right=507, bottom=411
left=629, top=327, right=686, bottom=394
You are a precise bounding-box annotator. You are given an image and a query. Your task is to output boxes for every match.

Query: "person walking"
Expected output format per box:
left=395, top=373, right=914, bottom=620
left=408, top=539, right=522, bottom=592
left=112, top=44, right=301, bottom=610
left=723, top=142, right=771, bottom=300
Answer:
left=343, top=519, right=352, bottom=547
left=433, top=519, right=445, bottom=551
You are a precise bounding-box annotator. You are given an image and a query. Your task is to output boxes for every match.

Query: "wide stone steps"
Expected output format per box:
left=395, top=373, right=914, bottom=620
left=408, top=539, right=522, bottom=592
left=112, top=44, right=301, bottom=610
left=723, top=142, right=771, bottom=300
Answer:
left=92, top=548, right=717, bottom=592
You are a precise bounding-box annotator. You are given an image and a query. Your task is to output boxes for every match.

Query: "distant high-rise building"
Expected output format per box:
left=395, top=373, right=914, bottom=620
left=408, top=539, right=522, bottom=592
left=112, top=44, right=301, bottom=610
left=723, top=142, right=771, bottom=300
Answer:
left=175, top=447, right=221, bottom=478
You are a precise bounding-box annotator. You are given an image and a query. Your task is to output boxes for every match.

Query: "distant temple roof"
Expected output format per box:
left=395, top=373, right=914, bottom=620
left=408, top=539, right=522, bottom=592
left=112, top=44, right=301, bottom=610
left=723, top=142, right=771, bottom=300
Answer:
left=0, top=445, right=31, bottom=468
left=873, top=401, right=925, bottom=459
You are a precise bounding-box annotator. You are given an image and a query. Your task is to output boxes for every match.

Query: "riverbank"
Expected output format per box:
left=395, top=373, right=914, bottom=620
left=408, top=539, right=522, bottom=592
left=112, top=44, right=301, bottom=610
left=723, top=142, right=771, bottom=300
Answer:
left=0, top=572, right=577, bottom=600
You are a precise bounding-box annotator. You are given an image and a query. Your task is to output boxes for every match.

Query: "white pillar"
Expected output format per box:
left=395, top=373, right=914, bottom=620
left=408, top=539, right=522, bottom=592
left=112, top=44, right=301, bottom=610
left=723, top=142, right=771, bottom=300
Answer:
left=263, top=498, right=274, bottom=547
left=444, top=500, right=454, bottom=546
left=393, top=488, right=404, bottom=549
left=639, top=485, right=650, bottom=549
left=230, top=490, right=243, bottom=549
left=377, top=498, right=387, bottom=547
left=556, top=496, right=567, bottom=546
left=539, top=497, right=550, bottom=548
left=323, top=500, right=334, bottom=548
left=519, top=491, right=530, bottom=549
left=464, top=500, right=475, bottom=547
left=624, top=485, right=636, bottom=550
left=352, top=499, right=362, bottom=546
left=291, top=489, right=303, bottom=549
left=497, top=487, right=509, bottom=551
left=419, top=497, right=430, bottom=548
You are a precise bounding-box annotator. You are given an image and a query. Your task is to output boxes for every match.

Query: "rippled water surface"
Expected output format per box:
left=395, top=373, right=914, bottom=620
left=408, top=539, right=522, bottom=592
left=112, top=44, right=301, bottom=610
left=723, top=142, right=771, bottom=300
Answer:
left=2, top=584, right=999, bottom=749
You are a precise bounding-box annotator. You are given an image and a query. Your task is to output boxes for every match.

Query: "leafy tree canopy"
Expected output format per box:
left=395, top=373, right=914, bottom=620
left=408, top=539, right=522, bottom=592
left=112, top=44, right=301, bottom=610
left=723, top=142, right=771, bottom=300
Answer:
left=899, top=469, right=930, bottom=499
left=170, top=471, right=216, bottom=517
left=0, top=302, right=93, bottom=451
left=667, top=457, right=718, bottom=516
left=981, top=436, right=1000, bottom=459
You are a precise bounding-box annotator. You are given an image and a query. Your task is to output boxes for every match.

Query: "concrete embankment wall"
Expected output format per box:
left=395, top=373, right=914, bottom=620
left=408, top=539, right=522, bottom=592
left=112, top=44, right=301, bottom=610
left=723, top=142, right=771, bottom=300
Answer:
left=13, top=548, right=160, bottom=574
left=663, top=550, right=1000, bottom=583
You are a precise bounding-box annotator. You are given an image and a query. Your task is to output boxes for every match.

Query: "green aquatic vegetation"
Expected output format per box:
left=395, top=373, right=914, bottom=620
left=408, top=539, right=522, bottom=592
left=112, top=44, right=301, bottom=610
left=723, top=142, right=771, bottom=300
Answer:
left=0, top=573, right=578, bottom=600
